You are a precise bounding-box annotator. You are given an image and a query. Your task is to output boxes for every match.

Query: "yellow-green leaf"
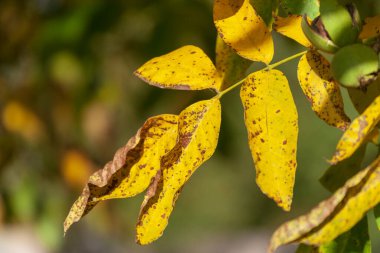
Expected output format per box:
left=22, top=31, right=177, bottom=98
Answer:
left=297, top=50, right=351, bottom=131
left=330, top=95, right=380, bottom=164
left=63, top=114, right=179, bottom=234
left=240, top=69, right=298, bottom=211
left=348, top=78, right=380, bottom=114
left=359, top=15, right=380, bottom=40
left=273, top=15, right=312, bottom=48
left=136, top=99, right=221, bottom=245
left=213, top=0, right=274, bottom=64
left=215, top=35, right=251, bottom=90
left=134, top=45, right=219, bottom=91
left=269, top=155, right=380, bottom=252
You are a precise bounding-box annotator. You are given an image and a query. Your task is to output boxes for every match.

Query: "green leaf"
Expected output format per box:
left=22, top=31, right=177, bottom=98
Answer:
left=374, top=204, right=380, bottom=230
left=319, top=216, right=371, bottom=253
left=215, top=36, right=251, bottom=91
left=280, top=0, right=319, bottom=19
left=320, top=145, right=367, bottom=193
left=296, top=244, right=319, bottom=253
left=250, top=0, right=278, bottom=27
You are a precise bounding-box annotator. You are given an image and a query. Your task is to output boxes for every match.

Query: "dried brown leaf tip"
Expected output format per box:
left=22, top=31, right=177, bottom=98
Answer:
left=64, top=114, right=179, bottom=234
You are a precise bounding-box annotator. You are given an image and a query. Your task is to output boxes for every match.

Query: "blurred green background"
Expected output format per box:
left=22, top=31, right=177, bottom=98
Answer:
left=0, top=0, right=379, bottom=252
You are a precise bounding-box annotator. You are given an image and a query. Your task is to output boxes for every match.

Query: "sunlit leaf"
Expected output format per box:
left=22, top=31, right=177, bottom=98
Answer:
left=297, top=50, right=351, bottom=131
left=359, top=15, right=380, bottom=40
left=134, top=45, right=219, bottom=91
left=330, top=95, right=380, bottom=164
left=348, top=78, right=380, bottom=114
left=215, top=35, right=251, bottom=90
left=136, top=99, right=221, bottom=245
left=240, top=69, right=298, bottom=211
left=250, top=0, right=278, bottom=27
left=63, top=114, right=179, bottom=234
left=280, top=0, right=320, bottom=19
left=273, top=15, right=312, bottom=48
left=269, top=155, right=380, bottom=252
left=320, top=145, right=367, bottom=193
left=213, top=0, right=274, bottom=64
left=319, top=217, right=371, bottom=253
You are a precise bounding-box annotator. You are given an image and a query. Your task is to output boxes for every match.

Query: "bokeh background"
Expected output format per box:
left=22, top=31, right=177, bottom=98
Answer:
left=0, top=0, right=380, bottom=252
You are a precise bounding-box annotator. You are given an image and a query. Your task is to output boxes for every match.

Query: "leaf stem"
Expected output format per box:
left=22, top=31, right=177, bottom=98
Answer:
left=216, top=50, right=307, bottom=98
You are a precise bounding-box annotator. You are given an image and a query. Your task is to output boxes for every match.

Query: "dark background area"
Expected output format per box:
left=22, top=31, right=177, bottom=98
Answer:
left=0, top=0, right=379, bottom=252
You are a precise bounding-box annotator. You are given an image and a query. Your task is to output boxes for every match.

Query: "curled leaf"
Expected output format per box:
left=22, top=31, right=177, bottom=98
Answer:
left=215, top=35, right=251, bottom=90
left=213, top=0, right=274, bottom=64
left=64, top=114, right=179, bottom=234
left=359, top=15, right=380, bottom=40
left=136, top=99, right=221, bottom=245
left=135, top=45, right=219, bottom=91
left=269, top=155, right=380, bottom=252
left=330, top=95, right=380, bottom=164
left=240, top=69, right=298, bottom=211
left=297, top=50, right=351, bottom=131
left=273, top=15, right=312, bottom=48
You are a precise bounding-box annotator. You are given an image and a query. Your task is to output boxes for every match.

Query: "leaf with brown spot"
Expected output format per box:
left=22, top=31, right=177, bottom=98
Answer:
left=269, top=155, right=380, bottom=253
left=359, top=15, right=380, bottom=40
left=213, top=0, right=274, bottom=64
left=135, top=45, right=219, bottom=91
left=215, top=35, right=251, bottom=90
left=297, top=50, right=351, bottom=131
left=63, top=114, right=179, bottom=234
left=240, top=69, right=298, bottom=211
left=273, top=15, right=312, bottom=48
left=330, top=95, right=380, bottom=165
left=136, top=99, right=221, bottom=245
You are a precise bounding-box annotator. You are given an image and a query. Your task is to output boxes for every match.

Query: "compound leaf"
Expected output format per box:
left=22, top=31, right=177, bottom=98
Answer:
left=273, top=15, right=312, bottom=48
left=298, top=50, right=351, bottom=131
left=214, top=0, right=274, bottom=64
left=64, top=114, right=179, bottom=234
left=240, top=69, right=298, bottom=211
left=136, top=99, right=221, bottom=245
left=330, top=95, right=380, bottom=164
left=269, top=155, right=380, bottom=252
left=135, top=45, right=219, bottom=91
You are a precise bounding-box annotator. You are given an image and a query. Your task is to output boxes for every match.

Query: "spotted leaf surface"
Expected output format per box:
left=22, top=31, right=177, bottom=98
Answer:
left=330, top=95, right=380, bottom=165
left=136, top=99, right=221, bottom=245
left=359, top=15, right=380, bottom=40
left=269, top=155, right=380, bottom=253
left=298, top=51, right=351, bottom=131
left=214, top=0, right=274, bottom=64
left=135, top=45, right=219, bottom=91
left=273, top=15, right=312, bottom=48
left=215, top=35, right=251, bottom=90
left=63, top=114, right=179, bottom=234
left=240, top=69, right=298, bottom=211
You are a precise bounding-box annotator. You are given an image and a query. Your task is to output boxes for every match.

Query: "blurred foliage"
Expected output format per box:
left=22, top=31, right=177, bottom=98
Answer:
left=0, top=0, right=379, bottom=252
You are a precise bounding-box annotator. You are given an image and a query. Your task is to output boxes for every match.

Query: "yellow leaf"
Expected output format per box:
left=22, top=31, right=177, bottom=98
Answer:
left=273, top=15, right=312, bottom=48
left=135, top=45, right=219, bottom=91
left=215, top=35, right=251, bottom=90
left=330, top=95, right=380, bottom=164
left=269, top=155, right=380, bottom=252
left=63, top=114, right=179, bottom=234
left=240, top=69, right=298, bottom=211
left=61, top=150, right=94, bottom=190
left=214, top=0, right=274, bottom=64
left=359, top=15, right=380, bottom=40
left=136, top=99, right=221, bottom=245
left=298, top=50, right=351, bottom=131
